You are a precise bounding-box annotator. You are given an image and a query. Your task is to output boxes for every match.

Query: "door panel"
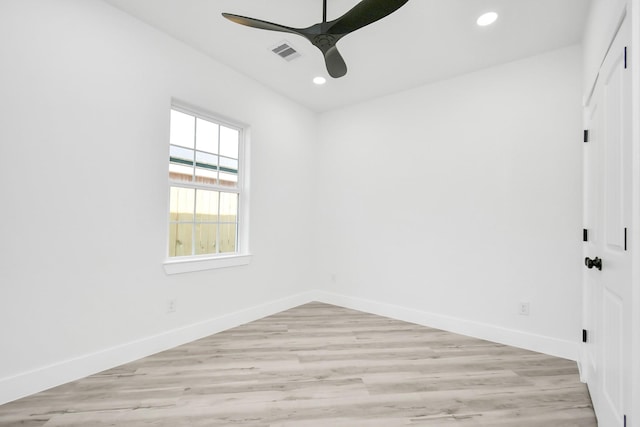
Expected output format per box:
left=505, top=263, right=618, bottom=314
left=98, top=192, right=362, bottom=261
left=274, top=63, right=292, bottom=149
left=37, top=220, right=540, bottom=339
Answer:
left=602, top=288, right=623, bottom=415
left=604, top=52, right=627, bottom=251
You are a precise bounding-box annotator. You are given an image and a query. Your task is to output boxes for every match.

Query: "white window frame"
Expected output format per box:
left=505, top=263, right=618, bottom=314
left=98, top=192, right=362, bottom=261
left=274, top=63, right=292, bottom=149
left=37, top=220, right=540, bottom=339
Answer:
left=163, top=102, right=251, bottom=274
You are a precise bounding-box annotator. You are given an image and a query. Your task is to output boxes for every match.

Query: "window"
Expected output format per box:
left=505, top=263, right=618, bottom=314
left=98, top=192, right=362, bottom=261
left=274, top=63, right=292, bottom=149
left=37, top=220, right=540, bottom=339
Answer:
left=164, top=105, right=250, bottom=274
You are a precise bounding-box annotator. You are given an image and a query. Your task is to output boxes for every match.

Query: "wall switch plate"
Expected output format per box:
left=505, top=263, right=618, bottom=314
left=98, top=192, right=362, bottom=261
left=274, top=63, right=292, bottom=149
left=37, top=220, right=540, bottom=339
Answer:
left=518, top=302, right=530, bottom=316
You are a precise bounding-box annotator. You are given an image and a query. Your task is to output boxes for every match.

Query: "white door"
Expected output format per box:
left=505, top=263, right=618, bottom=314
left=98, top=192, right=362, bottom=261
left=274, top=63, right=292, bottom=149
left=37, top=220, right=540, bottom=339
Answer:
left=583, top=15, right=632, bottom=427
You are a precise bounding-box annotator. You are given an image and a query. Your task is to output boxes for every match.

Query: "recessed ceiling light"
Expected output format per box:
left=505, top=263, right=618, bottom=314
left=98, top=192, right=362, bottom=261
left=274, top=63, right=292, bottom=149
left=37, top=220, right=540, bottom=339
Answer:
left=477, top=12, right=498, bottom=27
left=313, top=76, right=327, bottom=85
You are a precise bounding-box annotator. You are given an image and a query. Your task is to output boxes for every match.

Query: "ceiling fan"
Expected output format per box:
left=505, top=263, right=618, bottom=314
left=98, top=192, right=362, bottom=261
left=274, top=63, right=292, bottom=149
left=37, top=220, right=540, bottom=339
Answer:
left=222, top=0, right=409, bottom=78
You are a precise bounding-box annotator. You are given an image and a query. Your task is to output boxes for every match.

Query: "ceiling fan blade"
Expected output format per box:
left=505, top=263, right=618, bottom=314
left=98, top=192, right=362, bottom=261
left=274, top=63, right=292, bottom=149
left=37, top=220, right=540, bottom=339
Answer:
left=222, top=13, right=302, bottom=37
left=323, top=46, right=347, bottom=78
left=327, top=0, right=409, bottom=35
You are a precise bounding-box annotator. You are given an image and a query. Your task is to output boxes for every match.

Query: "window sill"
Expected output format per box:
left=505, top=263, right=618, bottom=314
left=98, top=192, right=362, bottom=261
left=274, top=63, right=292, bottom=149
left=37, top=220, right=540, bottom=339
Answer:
left=163, top=254, right=252, bottom=275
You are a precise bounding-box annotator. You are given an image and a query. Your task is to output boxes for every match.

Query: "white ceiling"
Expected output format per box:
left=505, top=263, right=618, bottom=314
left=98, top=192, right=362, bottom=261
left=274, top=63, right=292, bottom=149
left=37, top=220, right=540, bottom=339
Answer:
left=102, top=0, right=590, bottom=112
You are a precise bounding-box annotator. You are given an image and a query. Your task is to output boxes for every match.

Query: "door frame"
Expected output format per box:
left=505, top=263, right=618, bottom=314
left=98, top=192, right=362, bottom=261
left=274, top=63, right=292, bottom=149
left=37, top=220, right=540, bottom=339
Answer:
left=582, top=3, right=640, bottom=425
left=630, top=1, right=640, bottom=426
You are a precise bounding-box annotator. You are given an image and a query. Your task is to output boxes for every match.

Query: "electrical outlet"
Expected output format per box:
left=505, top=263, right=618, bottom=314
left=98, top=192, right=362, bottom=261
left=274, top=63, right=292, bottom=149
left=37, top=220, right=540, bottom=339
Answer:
left=167, top=299, right=177, bottom=314
left=330, top=274, right=337, bottom=283
left=518, top=302, right=530, bottom=316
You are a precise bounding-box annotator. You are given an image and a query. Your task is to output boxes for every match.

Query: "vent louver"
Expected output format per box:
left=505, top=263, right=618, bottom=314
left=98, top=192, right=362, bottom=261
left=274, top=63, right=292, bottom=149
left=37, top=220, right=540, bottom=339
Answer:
left=271, top=41, right=301, bottom=61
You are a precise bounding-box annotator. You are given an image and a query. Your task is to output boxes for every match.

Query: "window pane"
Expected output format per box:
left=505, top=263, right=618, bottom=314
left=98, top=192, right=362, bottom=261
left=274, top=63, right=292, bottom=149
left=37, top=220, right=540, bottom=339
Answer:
left=219, top=192, right=238, bottom=223
left=195, top=168, right=218, bottom=185
left=196, top=151, right=218, bottom=168
left=196, top=118, right=218, bottom=154
left=170, top=145, right=194, bottom=163
left=169, top=163, right=193, bottom=182
left=220, top=126, right=239, bottom=158
left=219, top=171, right=238, bottom=187
left=169, top=187, right=194, bottom=221
left=169, top=223, right=193, bottom=257
left=196, top=190, right=219, bottom=222
left=170, top=110, right=195, bottom=148
left=195, top=223, right=217, bottom=255
left=219, top=223, right=237, bottom=253
left=219, top=156, right=238, bottom=172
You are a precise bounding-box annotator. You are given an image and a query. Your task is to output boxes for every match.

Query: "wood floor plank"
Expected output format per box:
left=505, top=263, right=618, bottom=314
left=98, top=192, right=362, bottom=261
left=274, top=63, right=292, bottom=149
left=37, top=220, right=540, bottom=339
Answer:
left=0, top=302, right=596, bottom=426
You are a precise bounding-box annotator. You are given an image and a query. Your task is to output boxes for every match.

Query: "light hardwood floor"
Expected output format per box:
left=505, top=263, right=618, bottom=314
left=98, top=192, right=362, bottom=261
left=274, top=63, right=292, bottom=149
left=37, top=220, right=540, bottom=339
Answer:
left=0, top=302, right=596, bottom=426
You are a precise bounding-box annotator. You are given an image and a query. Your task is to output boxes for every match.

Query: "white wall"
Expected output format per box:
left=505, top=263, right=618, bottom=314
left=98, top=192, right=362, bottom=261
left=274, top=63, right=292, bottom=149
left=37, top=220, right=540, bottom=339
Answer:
left=0, top=0, right=317, bottom=403
left=315, top=45, right=583, bottom=360
left=0, top=0, right=588, bottom=407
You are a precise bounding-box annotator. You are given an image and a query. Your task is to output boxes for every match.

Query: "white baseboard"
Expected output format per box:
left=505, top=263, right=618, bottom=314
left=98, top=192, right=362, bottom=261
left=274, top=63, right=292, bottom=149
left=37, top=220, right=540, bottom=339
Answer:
left=0, top=291, right=317, bottom=406
left=0, top=289, right=580, bottom=405
left=312, top=291, right=580, bottom=362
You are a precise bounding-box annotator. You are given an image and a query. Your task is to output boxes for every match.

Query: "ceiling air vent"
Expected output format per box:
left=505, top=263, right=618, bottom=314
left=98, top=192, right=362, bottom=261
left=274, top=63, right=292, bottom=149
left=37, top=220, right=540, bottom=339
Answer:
left=271, top=41, right=301, bottom=62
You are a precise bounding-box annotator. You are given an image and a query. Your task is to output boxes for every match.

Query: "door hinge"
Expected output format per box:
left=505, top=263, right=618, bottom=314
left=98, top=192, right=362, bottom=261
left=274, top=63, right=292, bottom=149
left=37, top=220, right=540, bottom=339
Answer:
left=583, top=129, right=589, bottom=143
left=624, top=46, right=628, bottom=69
left=582, top=329, right=588, bottom=343
left=583, top=229, right=588, bottom=242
